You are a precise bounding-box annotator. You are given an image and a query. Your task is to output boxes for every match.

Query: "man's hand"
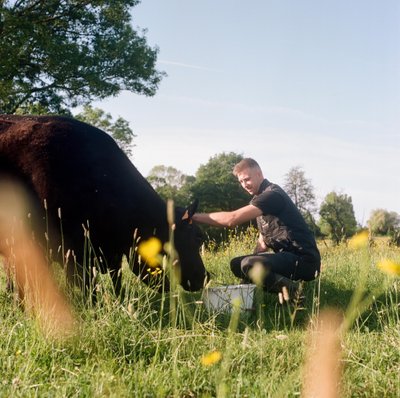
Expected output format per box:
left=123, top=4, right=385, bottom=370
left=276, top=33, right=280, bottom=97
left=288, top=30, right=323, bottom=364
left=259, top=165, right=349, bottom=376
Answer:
left=253, top=233, right=267, bottom=253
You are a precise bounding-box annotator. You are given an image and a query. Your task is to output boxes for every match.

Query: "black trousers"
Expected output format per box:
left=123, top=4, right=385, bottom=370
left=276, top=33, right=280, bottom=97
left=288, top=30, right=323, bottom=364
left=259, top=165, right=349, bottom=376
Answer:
left=230, top=251, right=319, bottom=285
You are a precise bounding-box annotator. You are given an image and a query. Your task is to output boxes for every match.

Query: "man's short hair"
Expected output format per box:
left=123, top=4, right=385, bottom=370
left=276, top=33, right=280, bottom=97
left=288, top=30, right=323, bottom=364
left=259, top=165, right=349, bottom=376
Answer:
left=233, top=158, right=261, bottom=176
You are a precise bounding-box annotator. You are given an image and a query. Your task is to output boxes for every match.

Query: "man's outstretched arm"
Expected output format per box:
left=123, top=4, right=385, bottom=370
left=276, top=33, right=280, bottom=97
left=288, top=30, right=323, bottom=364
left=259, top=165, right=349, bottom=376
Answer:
left=192, top=205, right=262, bottom=228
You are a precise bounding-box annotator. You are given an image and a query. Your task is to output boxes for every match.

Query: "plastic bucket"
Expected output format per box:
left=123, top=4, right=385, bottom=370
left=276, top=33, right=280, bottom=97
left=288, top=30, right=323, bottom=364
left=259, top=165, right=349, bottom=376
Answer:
left=202, top=284, right=256, bottom=312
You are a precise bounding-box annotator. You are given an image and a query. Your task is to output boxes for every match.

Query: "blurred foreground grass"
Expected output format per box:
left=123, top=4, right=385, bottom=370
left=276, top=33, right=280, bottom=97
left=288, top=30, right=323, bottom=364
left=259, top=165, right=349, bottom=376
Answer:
left=0, top=230, right=399, bottom=397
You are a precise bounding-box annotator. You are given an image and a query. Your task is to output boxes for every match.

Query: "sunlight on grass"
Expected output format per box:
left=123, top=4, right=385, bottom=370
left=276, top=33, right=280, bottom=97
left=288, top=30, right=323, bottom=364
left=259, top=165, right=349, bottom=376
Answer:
left=0, top=224, right=399, bottom=396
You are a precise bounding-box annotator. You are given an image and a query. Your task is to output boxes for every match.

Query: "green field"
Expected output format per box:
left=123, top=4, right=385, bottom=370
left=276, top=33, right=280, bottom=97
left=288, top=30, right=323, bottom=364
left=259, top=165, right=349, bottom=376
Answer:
left=1, top=230, right=399, bottom=397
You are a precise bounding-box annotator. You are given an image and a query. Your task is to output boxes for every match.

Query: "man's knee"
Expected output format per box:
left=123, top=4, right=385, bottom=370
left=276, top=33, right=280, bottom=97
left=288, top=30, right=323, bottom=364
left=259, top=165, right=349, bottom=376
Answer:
left=230, top=257, right=243, bottom=278
left=231, top=255, right=266, bottom=280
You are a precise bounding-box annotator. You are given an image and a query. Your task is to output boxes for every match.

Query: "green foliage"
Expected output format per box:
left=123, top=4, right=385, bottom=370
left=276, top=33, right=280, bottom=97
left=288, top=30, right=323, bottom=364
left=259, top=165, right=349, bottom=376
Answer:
left=148, top=165, right=188, bottom=190
left=147, top=165, right=195, bottom=207
left=147, top=153, right=250, bottom=217
left=283, top=166, right=316, bottom=215
left=283, top=165, right=320, bottom=236
left=189, top=152, right=251, bottom=242
left=0, top=0, right=165, bottom=114
left=389, top=228, right=400, bottom=247
left=368, top=208, right=400, bottom=236
left=75, top=105, right=135, bottom=156
left=14, top=102, right=72, bottom=116
left=319, top=191, right=357, bottom=245
left=190, top=152, right=249, bottom=213
left=303, top=210, right=323, bottom=238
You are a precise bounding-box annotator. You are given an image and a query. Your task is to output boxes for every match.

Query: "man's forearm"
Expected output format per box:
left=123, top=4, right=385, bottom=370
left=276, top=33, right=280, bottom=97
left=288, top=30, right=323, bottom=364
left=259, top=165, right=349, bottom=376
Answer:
left=192, top=212, right=234, bottom=227
left=192, top=205, right=262, bottom=228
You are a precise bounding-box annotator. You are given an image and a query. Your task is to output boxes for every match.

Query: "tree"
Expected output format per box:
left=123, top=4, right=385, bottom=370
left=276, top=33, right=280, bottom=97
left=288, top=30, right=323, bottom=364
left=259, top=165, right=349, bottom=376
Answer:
left=14, top=102, right=72, bottom=116
left=367, top=209, right=400, bottom=236
left=188, top=152, right=251, bottom=242
left=148, top=165, right=188, bottom=190
left=0, top=0, right=165, bottom=114
left=283, top=166, right=316, bottom=214
left=283, top=166, right=319, bottom=235
left=147, top=165, right=194, bottom=207
left=190, top=152, right=249, bottom=213
left=319, top=191, right=357, bottom=245
left=75, top=105, right=135, bottom=156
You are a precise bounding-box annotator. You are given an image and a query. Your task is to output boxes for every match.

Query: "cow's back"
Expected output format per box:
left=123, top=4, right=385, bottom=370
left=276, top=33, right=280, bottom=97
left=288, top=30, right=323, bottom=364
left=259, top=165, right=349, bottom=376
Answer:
left=0, top=115, right=167, bottom=268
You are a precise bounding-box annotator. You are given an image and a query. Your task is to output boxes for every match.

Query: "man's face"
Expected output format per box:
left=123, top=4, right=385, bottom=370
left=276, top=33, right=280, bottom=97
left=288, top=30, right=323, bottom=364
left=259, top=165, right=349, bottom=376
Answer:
left=236, top=167, right=263, bottom=195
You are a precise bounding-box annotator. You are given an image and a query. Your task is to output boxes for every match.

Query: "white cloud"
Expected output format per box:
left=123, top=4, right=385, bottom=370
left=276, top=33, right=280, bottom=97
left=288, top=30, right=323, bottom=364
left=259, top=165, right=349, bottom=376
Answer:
left=158, top=60, right=220, bottom=72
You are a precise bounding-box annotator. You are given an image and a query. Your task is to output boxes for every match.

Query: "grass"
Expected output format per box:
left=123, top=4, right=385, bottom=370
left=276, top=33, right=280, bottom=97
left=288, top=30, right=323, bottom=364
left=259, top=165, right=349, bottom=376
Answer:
left=1, top=230, right=399, bottom=397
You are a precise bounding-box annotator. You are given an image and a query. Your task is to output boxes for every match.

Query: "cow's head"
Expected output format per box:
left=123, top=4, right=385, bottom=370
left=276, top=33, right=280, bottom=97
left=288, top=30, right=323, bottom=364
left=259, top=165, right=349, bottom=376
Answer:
left=173, top=200, right=209, bottom=291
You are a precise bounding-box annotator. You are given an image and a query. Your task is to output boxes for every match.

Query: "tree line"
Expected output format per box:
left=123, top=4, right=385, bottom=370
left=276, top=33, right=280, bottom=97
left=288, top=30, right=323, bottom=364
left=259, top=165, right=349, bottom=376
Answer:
left=146, top=152, right=400, bottom=245
left=2, top=2, right=398, bottom=246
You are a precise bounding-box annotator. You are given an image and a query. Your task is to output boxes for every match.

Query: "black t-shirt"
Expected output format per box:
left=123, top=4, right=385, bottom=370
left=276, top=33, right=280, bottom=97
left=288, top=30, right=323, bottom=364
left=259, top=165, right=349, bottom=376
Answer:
left=251, top=190, right=284, bottom=215
left=248, top=179, right=321, bottom=266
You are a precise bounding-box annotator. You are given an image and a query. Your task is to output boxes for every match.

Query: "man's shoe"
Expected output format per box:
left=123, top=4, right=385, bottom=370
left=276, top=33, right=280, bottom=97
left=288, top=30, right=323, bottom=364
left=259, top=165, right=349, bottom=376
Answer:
left=265, top=273, right=304, bottom=306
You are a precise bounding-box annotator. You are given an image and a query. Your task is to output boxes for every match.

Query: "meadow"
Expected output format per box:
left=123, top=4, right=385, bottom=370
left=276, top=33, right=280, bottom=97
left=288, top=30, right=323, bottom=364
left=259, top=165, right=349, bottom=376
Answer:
left=0, top=228, right=399, bottom=397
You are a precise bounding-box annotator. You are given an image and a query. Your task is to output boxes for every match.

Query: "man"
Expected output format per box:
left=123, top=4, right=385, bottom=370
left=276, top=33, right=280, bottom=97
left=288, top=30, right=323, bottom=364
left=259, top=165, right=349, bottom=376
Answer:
left=192, top=158, right=320, bottom=302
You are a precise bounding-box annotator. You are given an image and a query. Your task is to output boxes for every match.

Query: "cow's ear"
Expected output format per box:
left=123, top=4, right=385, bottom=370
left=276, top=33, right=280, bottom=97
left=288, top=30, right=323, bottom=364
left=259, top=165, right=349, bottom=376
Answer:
left=181, top=210, right=189, bottom=221
left=181, top=199, right=199, bottom=222
left=187, top=198, right=199, bottom=218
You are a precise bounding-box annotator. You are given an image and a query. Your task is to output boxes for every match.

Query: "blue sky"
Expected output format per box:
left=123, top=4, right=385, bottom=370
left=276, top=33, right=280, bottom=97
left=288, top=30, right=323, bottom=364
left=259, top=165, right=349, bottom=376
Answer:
left=88, top=0, right=400, bottom=225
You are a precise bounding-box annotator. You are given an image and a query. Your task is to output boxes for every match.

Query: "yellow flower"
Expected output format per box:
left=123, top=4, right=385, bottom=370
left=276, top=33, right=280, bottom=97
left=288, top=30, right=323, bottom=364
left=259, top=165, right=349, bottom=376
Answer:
left=201, top=350, right=222, bottom=367
left=348, top=230, right=369, bottom=249
left=248, top=261, right=267, bottom=286
left=146, top=267, right=163, bottom=276
left=377, top=259, right=400, bottom=277
left=138, top=237, right=162, bottom=267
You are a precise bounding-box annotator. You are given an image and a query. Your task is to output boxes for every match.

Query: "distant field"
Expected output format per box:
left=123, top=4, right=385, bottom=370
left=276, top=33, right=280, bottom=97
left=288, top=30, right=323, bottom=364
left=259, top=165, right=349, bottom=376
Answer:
left=0, top=229, right=399, bottom=397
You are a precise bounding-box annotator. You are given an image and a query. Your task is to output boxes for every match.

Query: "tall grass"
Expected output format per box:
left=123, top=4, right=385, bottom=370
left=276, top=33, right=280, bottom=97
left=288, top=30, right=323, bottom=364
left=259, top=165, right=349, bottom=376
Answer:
left=0, top=229, right=399, bottom=397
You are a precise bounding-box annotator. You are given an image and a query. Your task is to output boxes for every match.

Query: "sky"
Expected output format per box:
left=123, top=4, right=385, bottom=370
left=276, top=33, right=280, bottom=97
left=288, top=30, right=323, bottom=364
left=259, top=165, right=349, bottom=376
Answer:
left=88, top=0, right=400, bottom=225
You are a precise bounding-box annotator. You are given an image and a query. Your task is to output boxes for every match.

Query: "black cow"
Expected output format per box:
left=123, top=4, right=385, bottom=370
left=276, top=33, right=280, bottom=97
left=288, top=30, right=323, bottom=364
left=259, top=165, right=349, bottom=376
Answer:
left=0, top=115, right=209, bottom=297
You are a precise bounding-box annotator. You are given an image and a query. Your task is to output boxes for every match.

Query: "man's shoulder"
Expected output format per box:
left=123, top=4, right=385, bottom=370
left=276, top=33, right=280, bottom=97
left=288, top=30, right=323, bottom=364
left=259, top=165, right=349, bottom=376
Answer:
left=258, top=184, right=285, bottom=200
left=251, top=187, right=285, bottom=215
